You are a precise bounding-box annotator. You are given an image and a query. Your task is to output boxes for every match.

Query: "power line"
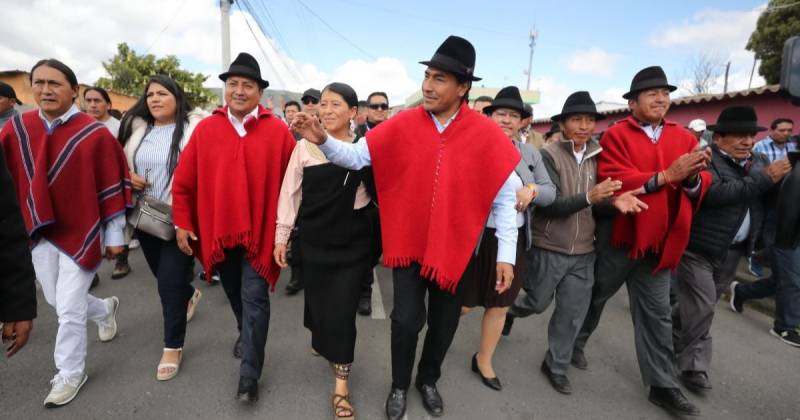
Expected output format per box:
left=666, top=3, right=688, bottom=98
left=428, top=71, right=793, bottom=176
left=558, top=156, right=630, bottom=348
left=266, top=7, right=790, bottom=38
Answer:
left=239, top=0, right=304, bottom=85
left=143, top=0, right=190, bottom=55
left=234, top=0, right=288, bottom=87
left=295, top=0, right=376, bottom=60
left=332, top=0, right=526, bottom=40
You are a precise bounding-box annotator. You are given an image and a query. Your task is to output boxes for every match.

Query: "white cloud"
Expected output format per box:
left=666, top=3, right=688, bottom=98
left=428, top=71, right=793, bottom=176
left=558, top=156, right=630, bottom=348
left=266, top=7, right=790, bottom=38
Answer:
left=562, top=48, right=620, bottom=78
left=531, top=77, right=629, bottom=120
left=529, top=77, right=573, bottom=120
left=0, top=0, right=418, bottom=104
left=648, top=7, right=762, bottom=51
left=648, top=6, right=769, bottom=95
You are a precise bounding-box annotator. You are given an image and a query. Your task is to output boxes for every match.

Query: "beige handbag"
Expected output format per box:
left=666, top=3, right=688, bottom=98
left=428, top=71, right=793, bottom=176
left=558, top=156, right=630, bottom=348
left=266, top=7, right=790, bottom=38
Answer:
left=127, top=195, right=175, bottom=241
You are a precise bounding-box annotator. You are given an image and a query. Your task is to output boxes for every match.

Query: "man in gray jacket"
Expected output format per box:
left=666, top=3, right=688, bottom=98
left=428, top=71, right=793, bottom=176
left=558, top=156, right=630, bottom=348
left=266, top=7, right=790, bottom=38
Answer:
left=503, top=92, right=646, bottom=394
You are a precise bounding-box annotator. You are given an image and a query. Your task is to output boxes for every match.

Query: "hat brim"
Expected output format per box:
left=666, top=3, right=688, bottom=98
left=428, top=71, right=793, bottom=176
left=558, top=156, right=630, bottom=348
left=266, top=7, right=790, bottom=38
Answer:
left=622, top=81, right=677, bottom=99
left=13, top=98, right=22, bottom=105
left=419, top=60, right=482, bottom=81
left=707, top=123, right=767, bottom=133
left=219, top=69, right=269, bottom=89
left=482, top=101, right=531, bottom=119
left=551, top=110, right=606, bottom=122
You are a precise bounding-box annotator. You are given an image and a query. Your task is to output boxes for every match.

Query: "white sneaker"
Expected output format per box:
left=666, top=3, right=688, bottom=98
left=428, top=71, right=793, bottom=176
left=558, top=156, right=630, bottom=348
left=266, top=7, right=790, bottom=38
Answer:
left=129, top=239, right=140, bottom=249
left=44, top=373, right=88, bottom=408
left=98, top=296, right=119, bottom=342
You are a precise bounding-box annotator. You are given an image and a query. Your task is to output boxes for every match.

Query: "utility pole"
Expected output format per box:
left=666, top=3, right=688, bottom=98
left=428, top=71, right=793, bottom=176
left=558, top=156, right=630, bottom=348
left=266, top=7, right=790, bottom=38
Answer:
left=526, top=30, right=537, bottom=91
left=220, top=0, right=233, bottom=73
left=723, top=61, right=731, bottom=94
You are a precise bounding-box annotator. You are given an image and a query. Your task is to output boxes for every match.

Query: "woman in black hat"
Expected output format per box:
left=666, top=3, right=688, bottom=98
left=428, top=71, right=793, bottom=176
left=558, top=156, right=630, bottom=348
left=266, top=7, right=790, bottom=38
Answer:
left=275, top=82, right=380, bottom=420
left=460, top=86, right=556, bottom=391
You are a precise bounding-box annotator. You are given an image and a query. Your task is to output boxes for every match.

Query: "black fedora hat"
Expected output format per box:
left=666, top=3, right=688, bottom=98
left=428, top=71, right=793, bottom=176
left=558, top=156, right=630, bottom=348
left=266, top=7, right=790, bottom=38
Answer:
left=0, top=81, right=22, bottom=105
left=219, top=52, right=269, bottom=89
left=420, top=35, right=482, bottom=81
left=551, top=91, right=605, bottom=122
left=482, top=86, right=530, bottom=118
left=622, top=66, right=676, bottom=99
left=707, top=106, right=767, bottom=134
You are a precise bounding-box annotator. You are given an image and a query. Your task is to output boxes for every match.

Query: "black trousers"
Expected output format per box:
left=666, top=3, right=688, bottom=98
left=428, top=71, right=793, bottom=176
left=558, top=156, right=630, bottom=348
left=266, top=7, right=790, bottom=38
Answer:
left=390, top=263, right=465, bottom=390
left=137, top=231, right=194, bottom=348
left=216, top=247, right=271, bottom=380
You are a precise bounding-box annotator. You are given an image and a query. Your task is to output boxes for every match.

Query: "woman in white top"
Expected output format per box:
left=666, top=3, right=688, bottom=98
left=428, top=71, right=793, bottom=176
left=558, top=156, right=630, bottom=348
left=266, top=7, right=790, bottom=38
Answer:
left=121, top=75, right=207, bottom=381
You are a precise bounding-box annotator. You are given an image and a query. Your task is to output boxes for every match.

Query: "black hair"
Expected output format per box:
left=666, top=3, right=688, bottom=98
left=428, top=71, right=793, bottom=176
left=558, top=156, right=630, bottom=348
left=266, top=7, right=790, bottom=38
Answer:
left=30, top=58, right=79, bottom=89
left=358, top=100, right=369, bottom=108
left=367, top=91, right=389, bottom=104
left=322, top=82, right=358, bottom=108
left=455, top=74, right=472, bottom=104
left=283, top=100, right=301, bottom=113
left=83, top=86, right=112, bottom=104
left=771, top=118, right=794, bottom=129
left=118, top=75, right=189, bottom=178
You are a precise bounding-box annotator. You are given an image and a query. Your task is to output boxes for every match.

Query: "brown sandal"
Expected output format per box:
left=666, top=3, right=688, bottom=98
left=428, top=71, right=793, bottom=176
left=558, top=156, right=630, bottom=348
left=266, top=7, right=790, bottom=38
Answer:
left=332, top=393, right=354, bottom=420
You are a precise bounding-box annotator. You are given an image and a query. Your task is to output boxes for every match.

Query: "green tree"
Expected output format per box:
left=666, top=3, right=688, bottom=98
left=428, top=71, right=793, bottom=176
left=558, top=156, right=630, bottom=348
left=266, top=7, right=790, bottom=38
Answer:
left=746, top=0, right=800, bottom=84
left=96, top=43, right=217, bottom=108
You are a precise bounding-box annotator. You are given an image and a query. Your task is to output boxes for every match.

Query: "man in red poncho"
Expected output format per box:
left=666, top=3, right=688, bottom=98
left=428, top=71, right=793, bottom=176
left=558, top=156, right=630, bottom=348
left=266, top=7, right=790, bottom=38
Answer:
left=294, top=35, right=521, bottom=420
left=571, top=66, right=712, bottom=416
left=0, top=59, right=131, bottom=408
left=172, top=52, right=296, bottom=403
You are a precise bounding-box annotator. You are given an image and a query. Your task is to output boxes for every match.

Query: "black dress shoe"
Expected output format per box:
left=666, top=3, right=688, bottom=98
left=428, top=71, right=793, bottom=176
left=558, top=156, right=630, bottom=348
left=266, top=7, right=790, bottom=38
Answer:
left=357, top=295, right=372, bottom=316
left=233, top=336, right=242, bottom=359
left=502, top=314, right=515, bottom=336
left=415, top=381, right=444, bottom=417
left=285, top=273, right=303, bottom=295
left=570, top=350, right=588, bottom=370
left=385, top=387, right=407, bottom=420
left=680, top=370, right=712, bottom=391
left=541, top=360, right=572, bottom=394
left=236, top=377, right=259, bottom=403
left=648, top=387, right=701, bottom=416
left=471, top=353, right=502, bottom=391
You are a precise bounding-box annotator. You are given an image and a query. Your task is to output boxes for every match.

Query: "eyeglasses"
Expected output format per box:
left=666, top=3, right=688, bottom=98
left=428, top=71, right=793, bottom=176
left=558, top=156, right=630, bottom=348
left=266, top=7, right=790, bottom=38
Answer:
left=302, top=97, right=319, bottom=105
left=368, top=103, right=389, bottom=110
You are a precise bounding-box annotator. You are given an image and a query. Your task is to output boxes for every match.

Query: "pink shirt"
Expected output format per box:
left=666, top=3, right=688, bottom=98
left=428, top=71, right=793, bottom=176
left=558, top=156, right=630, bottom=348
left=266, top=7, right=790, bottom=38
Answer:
left=275, top=138, right=372, bottom=244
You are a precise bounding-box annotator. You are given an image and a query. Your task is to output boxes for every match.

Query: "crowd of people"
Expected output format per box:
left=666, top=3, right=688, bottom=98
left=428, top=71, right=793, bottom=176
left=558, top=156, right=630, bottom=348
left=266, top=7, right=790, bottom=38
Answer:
left=0, top=33, right=798, bottom=420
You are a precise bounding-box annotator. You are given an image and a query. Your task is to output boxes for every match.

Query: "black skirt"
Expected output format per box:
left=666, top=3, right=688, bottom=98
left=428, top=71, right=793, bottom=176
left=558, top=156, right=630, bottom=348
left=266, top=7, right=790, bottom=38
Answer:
left=300, top=205, right=378, bottom=364
left=461, top=227, right=528, bottom=308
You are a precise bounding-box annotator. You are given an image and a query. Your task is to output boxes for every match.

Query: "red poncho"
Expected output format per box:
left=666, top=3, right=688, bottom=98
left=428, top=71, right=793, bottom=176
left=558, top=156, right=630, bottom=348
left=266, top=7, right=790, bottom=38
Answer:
left=598, top=116, right=711, bottom=271
left=171, top=106, right=295, bottom=287
left=367, top=103, right=519, bottom=292
left=0, top=111, right=132, bottom=270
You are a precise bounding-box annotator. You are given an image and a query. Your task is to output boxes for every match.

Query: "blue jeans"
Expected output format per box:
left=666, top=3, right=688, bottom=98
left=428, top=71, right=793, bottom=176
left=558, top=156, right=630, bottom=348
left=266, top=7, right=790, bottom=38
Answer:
left=773, top=245, right=800, bottom=331
left=216, top=248, right=271, bottom=380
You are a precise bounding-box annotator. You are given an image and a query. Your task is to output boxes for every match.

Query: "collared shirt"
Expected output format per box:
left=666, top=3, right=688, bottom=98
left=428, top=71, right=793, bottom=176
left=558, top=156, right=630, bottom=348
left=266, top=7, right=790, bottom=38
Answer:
left=227, top=106, right=260, bottom=137
left=564, top=139, right=593, bottom=205
left=38, top=104, right=124, bottom=246
left=636, top=119, right=665, bottom=144
left=318, top=110, right=519, bottom=265
left=753, top=136, right=797, bottom=163
left=39, top=104, right=81, bottom=135
left=717, top=149, right=753, bottom=243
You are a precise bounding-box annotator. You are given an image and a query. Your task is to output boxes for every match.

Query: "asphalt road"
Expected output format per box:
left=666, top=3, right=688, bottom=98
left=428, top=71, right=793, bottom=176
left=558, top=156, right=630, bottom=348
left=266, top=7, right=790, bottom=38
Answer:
left=2, top=248, right=798, bottom=420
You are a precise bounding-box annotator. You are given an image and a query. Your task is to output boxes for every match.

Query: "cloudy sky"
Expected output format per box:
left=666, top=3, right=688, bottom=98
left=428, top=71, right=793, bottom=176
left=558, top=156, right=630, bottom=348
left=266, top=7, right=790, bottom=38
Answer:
left=2, top=0, right=768, bottom=117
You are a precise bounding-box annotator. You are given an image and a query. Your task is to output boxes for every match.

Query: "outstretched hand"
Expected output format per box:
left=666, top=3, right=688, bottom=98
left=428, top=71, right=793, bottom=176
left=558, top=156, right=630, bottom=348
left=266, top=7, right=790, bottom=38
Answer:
left=612, top=190, right=649, bottom=214
left=290, top=112, right=326, bottom=145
